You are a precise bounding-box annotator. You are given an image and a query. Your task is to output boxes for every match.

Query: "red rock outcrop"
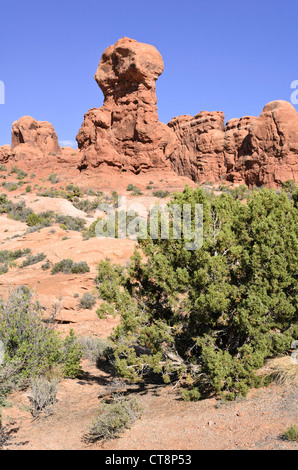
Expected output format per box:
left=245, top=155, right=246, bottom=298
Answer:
left=229, top=100, right=298, bottom=186
left=168, top=101, right=298, bottom=187
left=77, top=38, right=297, bottom=186
left=76, top=37, right=176, bottom=173
left=0, top=145, right=12, bottom=163
left=11, top=116, right=62, bottom=161
left=168, top=111, right=226, bottom=183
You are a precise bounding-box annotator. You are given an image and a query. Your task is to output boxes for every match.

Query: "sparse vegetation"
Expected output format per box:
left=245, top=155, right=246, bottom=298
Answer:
left=78, top=293, right=97, bottom=310
left=56, top=215, right=86, bottom=232
left=79, top=336, right=115, bottom=363
left=283, top=425, right=298, bottom=442
left=0, top=248, right=31, bottom=274
left=86, top=395, right=142, bottom=442
left=20, top=252, right=46, bottom=268
left=51, top=259, right=90, bottom=275
left=29, top=377, right=59, bottom=417
left=0, top=288, right=82, bottom=389
left=152, top=190, right=170, bottom=198
left=48, top=173, right=60, bottom=184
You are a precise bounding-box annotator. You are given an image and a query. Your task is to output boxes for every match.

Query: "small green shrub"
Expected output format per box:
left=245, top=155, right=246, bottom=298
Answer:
left=79, top=293, right=96, bottom=310
left=21, top=253, right=46, bottom=268
left=0, top=288, right=82, bottom=382
left=51, top=259, right=90, bottom=275
left=51, top=259, right=74, bottom=274
left=55, top=215, right=86, bottom=232
left=152, top=190, right=170, bottom=198
left=48, top=173, right=60, bottom=184
left=70, top=261, right=90, bottom=274
left=86, top=396, right=142, bottom=442
left=29, top=377, right=59, bottom=417
left=41, top=261, right=51, bottom=271
left=2, top=182, right=18, bottom=192
left=283, top=425, right=298, bottom=442
left=126, top=184, right=142, bottom=196
left=79, top=336, right=115, bottom=363
left=26, top=213, right=42, bottom=227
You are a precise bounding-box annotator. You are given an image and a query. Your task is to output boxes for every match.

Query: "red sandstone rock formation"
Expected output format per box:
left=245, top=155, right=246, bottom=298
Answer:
left=11, top=116, right=61, bottom=161
left=168, top=111, right=226, bottom=183
left=77, top=38, right=297, bottom=186
left=76, top=37, right=176, bottom=173
left=168, top=101, right=298, bottom=187
left=0, top=145, right=12, bottom=163
left=231, top=100, right=298, bottom=186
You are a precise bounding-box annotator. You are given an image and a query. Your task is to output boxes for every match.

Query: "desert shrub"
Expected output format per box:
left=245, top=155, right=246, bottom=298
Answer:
left=16, top=170, right=27, bottom=180
left=99, top=186, right=298, bottom=400
left=86, top=395, right=141, bottom=442
left=41, top=261, right=51, bottom=271
left=283, top=425, right=298, bottom=442
left=55, top=215, right=86, bottom=232
left=126, top=184, right=142, bottom=196
left=282, top=180, right=297, bottom=193
left=96, top=302, right=117, bottom=319
left=9, top=166, right=27, bottom=180
left=51, top=259, right=73, bottom=274
left=48, top=173, right=60, bottom=184
left=96, top=261, right=126, bottom=303
left=0, top=195, right=33, bottom=222
left=70, top=261, right=90, bottom=274
left=25, top=185, right=32, bottom=193
left=73, top=197, right=103, bottom=214
left=0, top=288, right=82, bottom=382
left=26, top=213, right=42, bottom=227
left=2, top=182, right=18, bottom=192
left=79, top=293, right=97, bottom=310
left=0, top=165, right=7, bottom=172
left=0, top=249, right=31, bottom=264
left=79, top=336, right=115, bottom=363
left=0, top=249, right=31, bottom=275
left=51, top=259, right=90, bottom=275
left=29, top=377, right=59, bottom=417
left=20, top=252, right=46, bottom=268
left=152, top=190, right=170, bottom=198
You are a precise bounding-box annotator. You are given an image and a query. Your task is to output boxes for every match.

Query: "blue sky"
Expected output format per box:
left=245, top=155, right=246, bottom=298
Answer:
left=0, top=0, right=297, bottom=146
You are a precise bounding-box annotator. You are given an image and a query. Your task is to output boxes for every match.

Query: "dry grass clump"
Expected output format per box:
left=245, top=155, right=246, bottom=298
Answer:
left=268, top=356, right=298, bottom=386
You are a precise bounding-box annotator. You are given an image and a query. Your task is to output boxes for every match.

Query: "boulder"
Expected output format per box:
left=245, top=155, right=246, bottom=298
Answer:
left=11, top=116, right=61, bottom=156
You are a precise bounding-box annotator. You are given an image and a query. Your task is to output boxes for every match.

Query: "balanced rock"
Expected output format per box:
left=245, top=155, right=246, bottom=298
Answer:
left=77, top=37, right=176, bottom=172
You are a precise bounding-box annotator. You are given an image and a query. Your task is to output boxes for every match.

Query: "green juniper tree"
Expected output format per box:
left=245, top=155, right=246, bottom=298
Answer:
left=96, top=186, right=298, bottom=400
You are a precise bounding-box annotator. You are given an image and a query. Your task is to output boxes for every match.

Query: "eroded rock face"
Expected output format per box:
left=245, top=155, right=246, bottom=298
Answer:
left=0, top=145, right=12, bottom=163
left=235, top=100, right=298, bottom=186
left=77, top=37, right=176, bottom=172
left=11, top=116, right=61, bottom=158
left=168, top=111, right=226, bottom=183
left=77, top=38, right=298, bottom=186
left=169, top=101, right=298, bottom=186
